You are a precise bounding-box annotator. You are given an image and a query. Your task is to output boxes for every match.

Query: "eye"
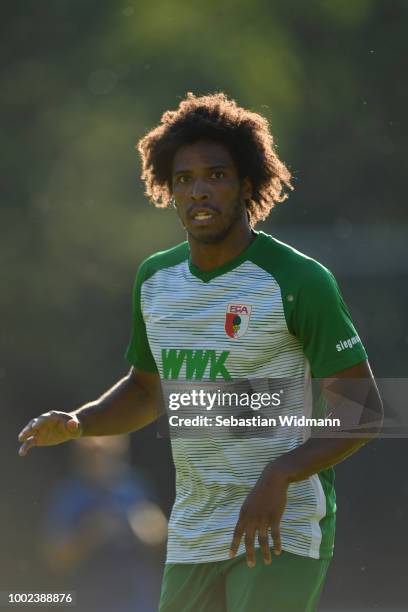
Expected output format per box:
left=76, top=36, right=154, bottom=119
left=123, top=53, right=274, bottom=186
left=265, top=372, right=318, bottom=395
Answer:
left=175, top=175, right=190, bottom=184
left=210, top=170, right=225, bottom=179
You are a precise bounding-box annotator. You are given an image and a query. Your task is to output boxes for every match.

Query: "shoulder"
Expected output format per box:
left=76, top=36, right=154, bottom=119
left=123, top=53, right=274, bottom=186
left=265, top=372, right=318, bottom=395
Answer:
left=252, top=231, right=335, bottom=292
left=137, top=241, right=189, bottom=284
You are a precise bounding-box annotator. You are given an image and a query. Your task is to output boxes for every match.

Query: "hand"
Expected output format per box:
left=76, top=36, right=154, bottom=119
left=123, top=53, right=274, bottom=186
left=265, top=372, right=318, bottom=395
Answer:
left=18, top=411, right=82, bottom=456
left=229, top=464, right=289, bottom=567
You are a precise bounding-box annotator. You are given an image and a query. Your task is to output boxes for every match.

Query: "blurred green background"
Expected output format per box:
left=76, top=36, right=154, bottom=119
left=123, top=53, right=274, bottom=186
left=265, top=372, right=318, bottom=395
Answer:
left=1, top=1, right=407, bottom=610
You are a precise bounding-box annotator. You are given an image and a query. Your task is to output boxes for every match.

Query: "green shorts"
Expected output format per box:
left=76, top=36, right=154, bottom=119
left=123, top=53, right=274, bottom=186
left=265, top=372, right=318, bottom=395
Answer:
left=159, top=549, right=331, bottom=612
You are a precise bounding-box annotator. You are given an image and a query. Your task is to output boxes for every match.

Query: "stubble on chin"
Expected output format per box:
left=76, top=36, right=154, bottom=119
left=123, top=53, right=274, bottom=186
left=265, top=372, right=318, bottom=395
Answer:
left=184, top=200, right=245, bottom=245
left=187, top=225, right=231, bottom=245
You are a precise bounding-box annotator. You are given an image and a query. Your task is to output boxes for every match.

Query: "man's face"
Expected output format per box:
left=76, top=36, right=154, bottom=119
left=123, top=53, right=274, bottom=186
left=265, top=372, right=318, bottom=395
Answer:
left=171, top=140, right=251, bottom=244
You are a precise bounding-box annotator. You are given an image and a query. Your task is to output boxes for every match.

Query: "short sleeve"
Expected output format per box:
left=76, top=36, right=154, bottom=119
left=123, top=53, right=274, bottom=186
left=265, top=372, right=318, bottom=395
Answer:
left=291, top=265, right=368, bottom=378
left=125, top=263, right=158, bottom=373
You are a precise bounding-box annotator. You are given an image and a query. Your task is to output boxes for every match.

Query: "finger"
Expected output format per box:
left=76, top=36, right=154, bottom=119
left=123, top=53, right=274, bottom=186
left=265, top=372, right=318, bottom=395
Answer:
left=271, top=525, right=282, bottom=556
left=229, top=520, right=245, bottom=558
left=18, top=436, right=36, bottom=457
left=258, top=525, right=271, bottom=564
left=18, top=419, right=38, bottom=441
left=18, top=428, right=29, bottom=442
left=245, top=528, right=256, bottom=568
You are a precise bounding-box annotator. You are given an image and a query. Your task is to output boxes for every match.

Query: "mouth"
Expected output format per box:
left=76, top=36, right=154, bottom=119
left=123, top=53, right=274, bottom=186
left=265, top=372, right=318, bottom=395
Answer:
left=194, top=211, right=213, bottom=220
left=189, top=207, right=218, bottom=224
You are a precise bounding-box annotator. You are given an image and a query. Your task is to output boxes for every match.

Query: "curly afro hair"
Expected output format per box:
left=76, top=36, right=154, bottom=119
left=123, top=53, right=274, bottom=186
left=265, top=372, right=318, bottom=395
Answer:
left=137, top=92, right=293, bottom=225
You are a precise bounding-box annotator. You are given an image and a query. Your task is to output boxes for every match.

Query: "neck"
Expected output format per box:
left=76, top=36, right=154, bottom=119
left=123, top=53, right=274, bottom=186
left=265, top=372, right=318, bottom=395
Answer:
left=188, top=220, right=255, bottom=272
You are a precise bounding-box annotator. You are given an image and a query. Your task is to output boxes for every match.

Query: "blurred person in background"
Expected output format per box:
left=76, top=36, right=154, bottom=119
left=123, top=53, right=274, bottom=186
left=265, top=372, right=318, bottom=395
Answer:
left=18, top=92, right=382, bottom=612
left=41, top=435, right=166, bottom=612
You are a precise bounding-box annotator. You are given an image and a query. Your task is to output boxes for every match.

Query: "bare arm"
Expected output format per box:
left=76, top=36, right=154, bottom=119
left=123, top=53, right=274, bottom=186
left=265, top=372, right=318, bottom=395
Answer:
left=18, top=367, right=164, bottom=456
left=269, top=360, right=383, bottom=482
left=230, top=360, right=383, bottom=567
left=72, top=367, right=163, bottom=436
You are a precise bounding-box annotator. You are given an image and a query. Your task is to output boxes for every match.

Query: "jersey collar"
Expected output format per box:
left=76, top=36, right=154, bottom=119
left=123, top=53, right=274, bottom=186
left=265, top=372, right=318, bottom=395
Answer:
left=188, top=230, right=264, bottom=282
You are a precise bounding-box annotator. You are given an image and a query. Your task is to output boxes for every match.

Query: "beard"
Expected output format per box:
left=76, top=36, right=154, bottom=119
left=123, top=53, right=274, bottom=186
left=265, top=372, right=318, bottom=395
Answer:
left=185, top=198, right=244, bottom=245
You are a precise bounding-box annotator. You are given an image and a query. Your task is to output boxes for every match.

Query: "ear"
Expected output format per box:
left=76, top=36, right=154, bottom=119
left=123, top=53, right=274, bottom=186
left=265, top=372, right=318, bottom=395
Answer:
left=241, top=177, right=252, bottom=202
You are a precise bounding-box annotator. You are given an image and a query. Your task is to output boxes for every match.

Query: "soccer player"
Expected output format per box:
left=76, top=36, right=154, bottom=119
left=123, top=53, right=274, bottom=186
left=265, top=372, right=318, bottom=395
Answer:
left=18, top=93, right=382, bottom=612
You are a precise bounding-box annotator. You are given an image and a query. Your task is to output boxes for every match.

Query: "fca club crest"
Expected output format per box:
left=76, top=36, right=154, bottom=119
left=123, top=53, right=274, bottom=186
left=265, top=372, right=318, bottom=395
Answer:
left=225, top=303, right=252, bottom=339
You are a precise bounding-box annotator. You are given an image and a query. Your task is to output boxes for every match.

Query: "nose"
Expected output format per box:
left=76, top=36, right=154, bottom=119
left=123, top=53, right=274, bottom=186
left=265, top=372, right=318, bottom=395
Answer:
left=191, top=178, right=209, bottom=202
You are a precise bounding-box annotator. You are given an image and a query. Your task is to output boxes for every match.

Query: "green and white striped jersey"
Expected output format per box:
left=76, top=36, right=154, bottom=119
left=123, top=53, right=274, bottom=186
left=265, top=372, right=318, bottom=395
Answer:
left=125, top=231, right=367, bottom=563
